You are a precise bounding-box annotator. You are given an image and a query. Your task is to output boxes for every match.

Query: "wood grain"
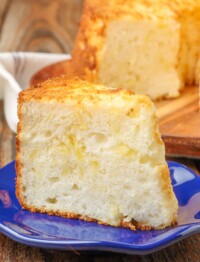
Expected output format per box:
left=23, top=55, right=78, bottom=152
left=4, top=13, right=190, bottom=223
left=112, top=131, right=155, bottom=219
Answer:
left=0, top=0, right=83, bottom=53
left=0, top=0, right=200, bottom=261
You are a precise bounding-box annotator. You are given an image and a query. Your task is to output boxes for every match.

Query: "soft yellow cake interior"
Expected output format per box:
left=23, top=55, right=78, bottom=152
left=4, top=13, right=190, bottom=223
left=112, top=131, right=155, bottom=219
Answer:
left=98, top=18, right=181, bottom=100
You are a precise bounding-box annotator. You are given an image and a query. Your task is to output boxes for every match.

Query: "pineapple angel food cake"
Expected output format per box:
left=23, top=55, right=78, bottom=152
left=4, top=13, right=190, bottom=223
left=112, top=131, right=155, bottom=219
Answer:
left=70, top=0, right=200, bottom=100
left=16, top=76, right=178, bottom=230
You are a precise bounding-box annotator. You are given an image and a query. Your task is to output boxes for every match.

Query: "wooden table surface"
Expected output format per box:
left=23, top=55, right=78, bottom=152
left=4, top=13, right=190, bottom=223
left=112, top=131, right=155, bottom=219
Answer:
left=0, top=1, right=200, bottom=261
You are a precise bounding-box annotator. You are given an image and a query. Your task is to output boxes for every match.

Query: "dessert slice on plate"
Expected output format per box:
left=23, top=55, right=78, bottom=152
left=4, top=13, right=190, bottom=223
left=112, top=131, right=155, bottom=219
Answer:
left=16, top=76, right=178, bottom=230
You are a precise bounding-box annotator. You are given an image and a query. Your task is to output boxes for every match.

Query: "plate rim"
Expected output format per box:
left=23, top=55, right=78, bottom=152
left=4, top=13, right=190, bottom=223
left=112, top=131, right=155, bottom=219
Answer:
left=0, top=160, right=200, bottom=255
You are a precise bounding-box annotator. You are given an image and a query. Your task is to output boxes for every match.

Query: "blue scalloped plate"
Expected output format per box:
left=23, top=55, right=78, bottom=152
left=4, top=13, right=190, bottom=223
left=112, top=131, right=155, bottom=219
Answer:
left=0, top=161, right=200, bottom=255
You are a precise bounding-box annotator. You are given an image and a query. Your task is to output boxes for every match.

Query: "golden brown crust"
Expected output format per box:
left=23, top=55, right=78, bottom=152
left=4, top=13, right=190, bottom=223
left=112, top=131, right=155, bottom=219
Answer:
left=71, top=1, right=106, bottom=82
left=158, top=165, right=178, bottom=213
left=19, top=75, right=139, bottom=106
left=16, top=195, right=176, bottom=230
left=15, top=93, right=23, bottom=208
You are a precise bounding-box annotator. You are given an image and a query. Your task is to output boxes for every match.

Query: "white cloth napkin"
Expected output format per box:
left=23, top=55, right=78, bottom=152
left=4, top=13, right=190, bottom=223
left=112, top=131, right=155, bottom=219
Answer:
left=0, top=52, right=70, bottom=133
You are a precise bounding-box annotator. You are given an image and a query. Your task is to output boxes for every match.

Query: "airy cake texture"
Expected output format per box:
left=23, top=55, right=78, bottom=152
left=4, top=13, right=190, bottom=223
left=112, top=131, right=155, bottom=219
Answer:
left=70, top=0, right=200, bottom=100
left=16, top=76, right=178, bottom=230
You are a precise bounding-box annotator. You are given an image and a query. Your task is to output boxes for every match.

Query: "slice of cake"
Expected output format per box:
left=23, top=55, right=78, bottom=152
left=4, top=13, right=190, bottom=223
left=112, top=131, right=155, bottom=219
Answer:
left=71, top=0, right=200, bottom=100
left=16, top=76, right=178, bottom=230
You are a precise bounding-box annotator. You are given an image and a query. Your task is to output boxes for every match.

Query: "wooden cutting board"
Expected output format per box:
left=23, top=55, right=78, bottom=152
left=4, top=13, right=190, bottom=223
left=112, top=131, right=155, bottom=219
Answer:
left=156, top=86, right=199, bottom=158
left=31, top=60, right=200, bottom=158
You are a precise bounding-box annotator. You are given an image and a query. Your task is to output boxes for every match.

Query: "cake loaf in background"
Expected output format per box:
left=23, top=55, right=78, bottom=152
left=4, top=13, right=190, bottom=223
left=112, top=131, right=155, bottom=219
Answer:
left=16, top=76, right=178, bottom=230
left=70, top=0, right=200, bottom=100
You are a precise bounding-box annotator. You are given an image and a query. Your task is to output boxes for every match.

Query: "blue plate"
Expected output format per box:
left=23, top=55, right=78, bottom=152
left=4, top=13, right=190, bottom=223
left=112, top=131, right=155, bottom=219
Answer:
left=0, top=161, right=200, bottom=255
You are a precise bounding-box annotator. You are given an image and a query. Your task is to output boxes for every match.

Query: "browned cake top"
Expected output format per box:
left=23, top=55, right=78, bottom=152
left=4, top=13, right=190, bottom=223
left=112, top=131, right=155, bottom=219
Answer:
left=19, top=76, right=139, bottom=103
left=83, top=0, right=200, bottom=19
left=18, top=76, right=155, bottom=125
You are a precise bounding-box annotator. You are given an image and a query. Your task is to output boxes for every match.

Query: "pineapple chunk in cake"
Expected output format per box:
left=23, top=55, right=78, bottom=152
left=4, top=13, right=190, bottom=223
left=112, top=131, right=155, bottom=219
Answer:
left=16, top=76, right=178, bottom=230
